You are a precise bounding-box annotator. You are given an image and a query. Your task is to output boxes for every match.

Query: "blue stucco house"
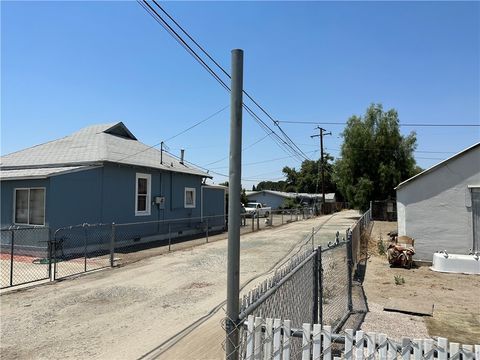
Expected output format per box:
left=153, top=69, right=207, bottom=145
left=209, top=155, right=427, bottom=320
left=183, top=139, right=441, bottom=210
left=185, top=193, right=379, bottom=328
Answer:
left=0, top=123, right=226, bottom=248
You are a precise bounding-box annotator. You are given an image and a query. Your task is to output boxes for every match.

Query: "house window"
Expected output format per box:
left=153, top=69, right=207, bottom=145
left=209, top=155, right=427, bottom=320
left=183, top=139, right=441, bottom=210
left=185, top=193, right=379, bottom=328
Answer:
left=185, top=187, right=196, bottom=208
left=135, top=173, right=151, bottom=216
left=14, top=188, right=45, bottom=225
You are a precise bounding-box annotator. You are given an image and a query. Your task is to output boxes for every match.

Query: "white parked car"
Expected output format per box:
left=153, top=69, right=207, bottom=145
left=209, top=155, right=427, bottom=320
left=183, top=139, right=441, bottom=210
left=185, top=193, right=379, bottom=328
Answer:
left=244, top=202, right=271, bottom=218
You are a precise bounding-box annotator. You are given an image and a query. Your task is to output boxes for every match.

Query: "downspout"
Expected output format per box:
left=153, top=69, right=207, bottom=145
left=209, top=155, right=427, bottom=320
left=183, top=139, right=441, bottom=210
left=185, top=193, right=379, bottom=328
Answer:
left=201, top=185, right=204, bottom=222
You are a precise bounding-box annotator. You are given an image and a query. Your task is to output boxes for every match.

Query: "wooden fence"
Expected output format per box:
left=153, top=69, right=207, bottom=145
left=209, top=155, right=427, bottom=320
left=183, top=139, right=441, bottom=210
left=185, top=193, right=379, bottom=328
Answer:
left=243, top=316, right=479, bottom=360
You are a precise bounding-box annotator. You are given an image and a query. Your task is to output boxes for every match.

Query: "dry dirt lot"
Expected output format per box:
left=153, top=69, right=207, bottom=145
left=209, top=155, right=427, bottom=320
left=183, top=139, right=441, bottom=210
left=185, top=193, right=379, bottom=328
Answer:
left=0, top=210, right=359, bottom=360
left=362, top=221, right=480, bottom=344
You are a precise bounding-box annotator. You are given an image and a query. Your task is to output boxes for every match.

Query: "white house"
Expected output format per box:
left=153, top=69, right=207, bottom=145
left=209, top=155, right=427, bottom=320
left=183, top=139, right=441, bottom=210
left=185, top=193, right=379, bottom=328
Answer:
left=395, top=143, right=480, bottom=260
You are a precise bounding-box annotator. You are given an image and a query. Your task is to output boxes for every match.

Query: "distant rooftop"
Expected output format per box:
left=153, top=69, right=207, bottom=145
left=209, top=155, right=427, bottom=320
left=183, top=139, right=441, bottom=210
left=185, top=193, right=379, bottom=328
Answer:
left=0, top=122, right=210, bottom=178
left=246, top=190, right=336, bottom=201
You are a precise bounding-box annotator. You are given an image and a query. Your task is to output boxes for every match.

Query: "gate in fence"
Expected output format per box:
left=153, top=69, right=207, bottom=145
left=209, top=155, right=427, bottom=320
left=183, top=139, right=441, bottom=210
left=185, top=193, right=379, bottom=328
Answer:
left=52, top=224, right=112, bottom=280
left=0, top=226, right=51, bottom=289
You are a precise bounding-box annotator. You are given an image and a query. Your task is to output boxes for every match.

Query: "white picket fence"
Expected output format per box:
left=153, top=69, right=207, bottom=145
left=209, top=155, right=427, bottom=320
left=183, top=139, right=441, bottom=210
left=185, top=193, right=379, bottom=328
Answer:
left=243, top=315, right=480, bottom=360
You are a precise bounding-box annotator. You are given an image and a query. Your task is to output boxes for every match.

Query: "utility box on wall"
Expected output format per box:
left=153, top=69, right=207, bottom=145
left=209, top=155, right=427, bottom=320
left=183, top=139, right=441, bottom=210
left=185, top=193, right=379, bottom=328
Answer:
left=154, top=196, right=165, bottom=209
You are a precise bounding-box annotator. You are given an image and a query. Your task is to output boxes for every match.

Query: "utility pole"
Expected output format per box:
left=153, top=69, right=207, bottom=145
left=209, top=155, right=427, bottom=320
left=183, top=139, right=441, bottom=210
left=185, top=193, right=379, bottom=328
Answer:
left=311, top=127, right=331, bottom=206
left=226, top=49, right=243, bottom=360
left=160, top=141, right=164, bottom=165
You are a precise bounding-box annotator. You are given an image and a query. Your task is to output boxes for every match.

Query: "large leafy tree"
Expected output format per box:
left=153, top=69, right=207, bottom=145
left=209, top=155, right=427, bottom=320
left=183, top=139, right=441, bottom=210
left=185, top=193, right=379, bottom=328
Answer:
left=282, top=154, right=336, bottom=194
left=255, top=180, right=287, bottom=192
left=333, top=104, right=418, bottom=210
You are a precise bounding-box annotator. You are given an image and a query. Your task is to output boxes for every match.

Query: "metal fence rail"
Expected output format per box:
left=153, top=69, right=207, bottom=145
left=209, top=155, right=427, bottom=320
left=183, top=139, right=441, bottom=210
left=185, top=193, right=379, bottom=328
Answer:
left=52, top=223, right=112, bottom=280
left=0, top=226, right=51, bottom=289
left=1, top=208, right=321, bottom=289
left=234, top=207, right=373, bottom=358
left=321, top=243, right=349, bottom=331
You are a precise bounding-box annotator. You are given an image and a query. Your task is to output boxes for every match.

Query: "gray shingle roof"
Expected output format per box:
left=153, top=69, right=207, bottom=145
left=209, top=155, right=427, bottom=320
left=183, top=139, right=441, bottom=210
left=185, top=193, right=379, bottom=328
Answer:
left=0, top=166, right=97, bottom=180
left=0, top=122, right=210, bottom=178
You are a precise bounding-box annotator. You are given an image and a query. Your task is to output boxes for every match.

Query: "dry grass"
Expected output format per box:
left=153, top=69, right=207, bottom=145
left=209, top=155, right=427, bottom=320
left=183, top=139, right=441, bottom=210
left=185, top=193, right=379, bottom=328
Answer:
left=426, top=311, right=480, bottom=344
left=362, top=221, right=480, bottom=344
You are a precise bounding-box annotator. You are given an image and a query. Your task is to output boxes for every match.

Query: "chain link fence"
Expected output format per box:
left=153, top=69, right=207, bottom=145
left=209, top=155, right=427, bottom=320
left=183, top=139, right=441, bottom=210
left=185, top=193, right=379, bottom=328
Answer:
left=0, top=226, right=51, bottom=288
left=1, top=209, right=320, bottom=289
left=52, top=223, right=112, bottom=280
left=231, top=207, right=373, bottom=359
left=320, top=243, right=349, bottom=331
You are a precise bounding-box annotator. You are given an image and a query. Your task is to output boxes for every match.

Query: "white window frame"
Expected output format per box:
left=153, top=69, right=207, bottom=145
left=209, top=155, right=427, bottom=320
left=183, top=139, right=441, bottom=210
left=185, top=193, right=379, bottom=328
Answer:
left=135, top=173, right=151, bottom=216
left=13, top=187, right=46, bottom=226
left=184, top=187, right=196, bottom=208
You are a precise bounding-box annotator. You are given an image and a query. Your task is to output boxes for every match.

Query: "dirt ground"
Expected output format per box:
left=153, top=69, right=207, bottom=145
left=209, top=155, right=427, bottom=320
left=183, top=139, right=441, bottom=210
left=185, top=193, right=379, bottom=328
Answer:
left=0, top=210, right=359, bottom=360
left=362, top=221, right=480, bottom=344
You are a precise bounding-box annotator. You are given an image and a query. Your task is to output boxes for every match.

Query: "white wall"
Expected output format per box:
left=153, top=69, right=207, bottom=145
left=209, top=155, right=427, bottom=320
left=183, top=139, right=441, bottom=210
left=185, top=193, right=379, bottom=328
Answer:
left=396, top=147, right=480, bottom=260
left=246, top=192, right=286, bottom=209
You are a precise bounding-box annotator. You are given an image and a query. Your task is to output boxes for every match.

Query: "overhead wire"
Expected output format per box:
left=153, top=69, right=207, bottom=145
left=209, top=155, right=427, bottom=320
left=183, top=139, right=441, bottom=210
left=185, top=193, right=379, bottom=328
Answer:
left=209, top=150, right=319, bottom=170
left=203, top=133, right=272, bottom=167
left=141, top=0, right=310, bottom=162
left=138, top=0, right=301, bottom=162
left=151, top=0, right=310, bottom=160
left=115, top=105, right=228, bottom=163
left=163, top=105, right=229, bottom=143
left=276, top=120, right=480, bottom=127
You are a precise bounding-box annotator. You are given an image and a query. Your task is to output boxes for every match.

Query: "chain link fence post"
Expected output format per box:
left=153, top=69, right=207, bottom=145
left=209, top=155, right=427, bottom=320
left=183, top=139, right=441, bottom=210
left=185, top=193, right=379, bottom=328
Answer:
left=83, top=224, right=88, bottom=272
left=9, top=229, right=14, bottom=287
left=48, top=229, right=53, bottom=280
left=110, top=223, right=116, bottom=267
left=313, top=247, right=319, bottom=324
left=311, top=227, right=315, bottom=249
left=318, top=246, right=323, bottom=326
left=168, top=223, right=171, bottom=251
left=53, top=230, right=57, bottom=280
left=347, top=229, right=353, bottom=313
left=206, top=217, right=209, bottom=243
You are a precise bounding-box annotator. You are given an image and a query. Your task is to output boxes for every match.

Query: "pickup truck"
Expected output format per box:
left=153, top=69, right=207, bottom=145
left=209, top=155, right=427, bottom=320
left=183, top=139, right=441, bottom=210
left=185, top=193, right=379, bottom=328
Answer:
left=244, top=202, right=271, bottom=218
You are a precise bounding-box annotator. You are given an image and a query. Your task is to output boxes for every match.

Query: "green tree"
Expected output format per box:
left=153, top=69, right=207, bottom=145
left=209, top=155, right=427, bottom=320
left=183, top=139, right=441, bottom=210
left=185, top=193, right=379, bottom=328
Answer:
left=282, top=154, right=336, bottom=194
left=333, top=104, right=417, bottom=210
left=255, top=180, right=287, bottom=192
left=219, top=181, right=249, bottom=209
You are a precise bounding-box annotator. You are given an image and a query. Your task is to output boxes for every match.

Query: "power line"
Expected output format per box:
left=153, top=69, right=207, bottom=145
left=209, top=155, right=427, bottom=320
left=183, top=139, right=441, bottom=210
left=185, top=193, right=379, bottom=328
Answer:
left=276, top=120, right=480, bottom=127
left=140, top=1, right=310, bottom=162
left=151, top=0, right=311, bottom=161
left=324, top=147, right=447, bottom=160
left=209, top=150, right=319, bottom=170
left=299, top=142, right=455, bottom=154
left=115, top=105, right=228, bottom=163
left=203, top=133, right=271, bottom=167
left=139, top=0, right=285, bottom=159
left=163, top=105, right=229, bottom=143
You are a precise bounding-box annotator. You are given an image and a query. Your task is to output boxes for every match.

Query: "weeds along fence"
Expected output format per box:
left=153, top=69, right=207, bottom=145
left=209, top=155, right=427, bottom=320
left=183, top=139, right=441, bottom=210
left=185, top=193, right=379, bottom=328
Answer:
left=1, top=208, right=317, bottom=289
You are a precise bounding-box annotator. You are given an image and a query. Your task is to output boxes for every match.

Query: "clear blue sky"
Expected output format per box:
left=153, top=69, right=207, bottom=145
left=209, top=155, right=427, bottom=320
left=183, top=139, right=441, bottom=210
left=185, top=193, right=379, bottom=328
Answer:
left=2, top=1, right=479, bottom=189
